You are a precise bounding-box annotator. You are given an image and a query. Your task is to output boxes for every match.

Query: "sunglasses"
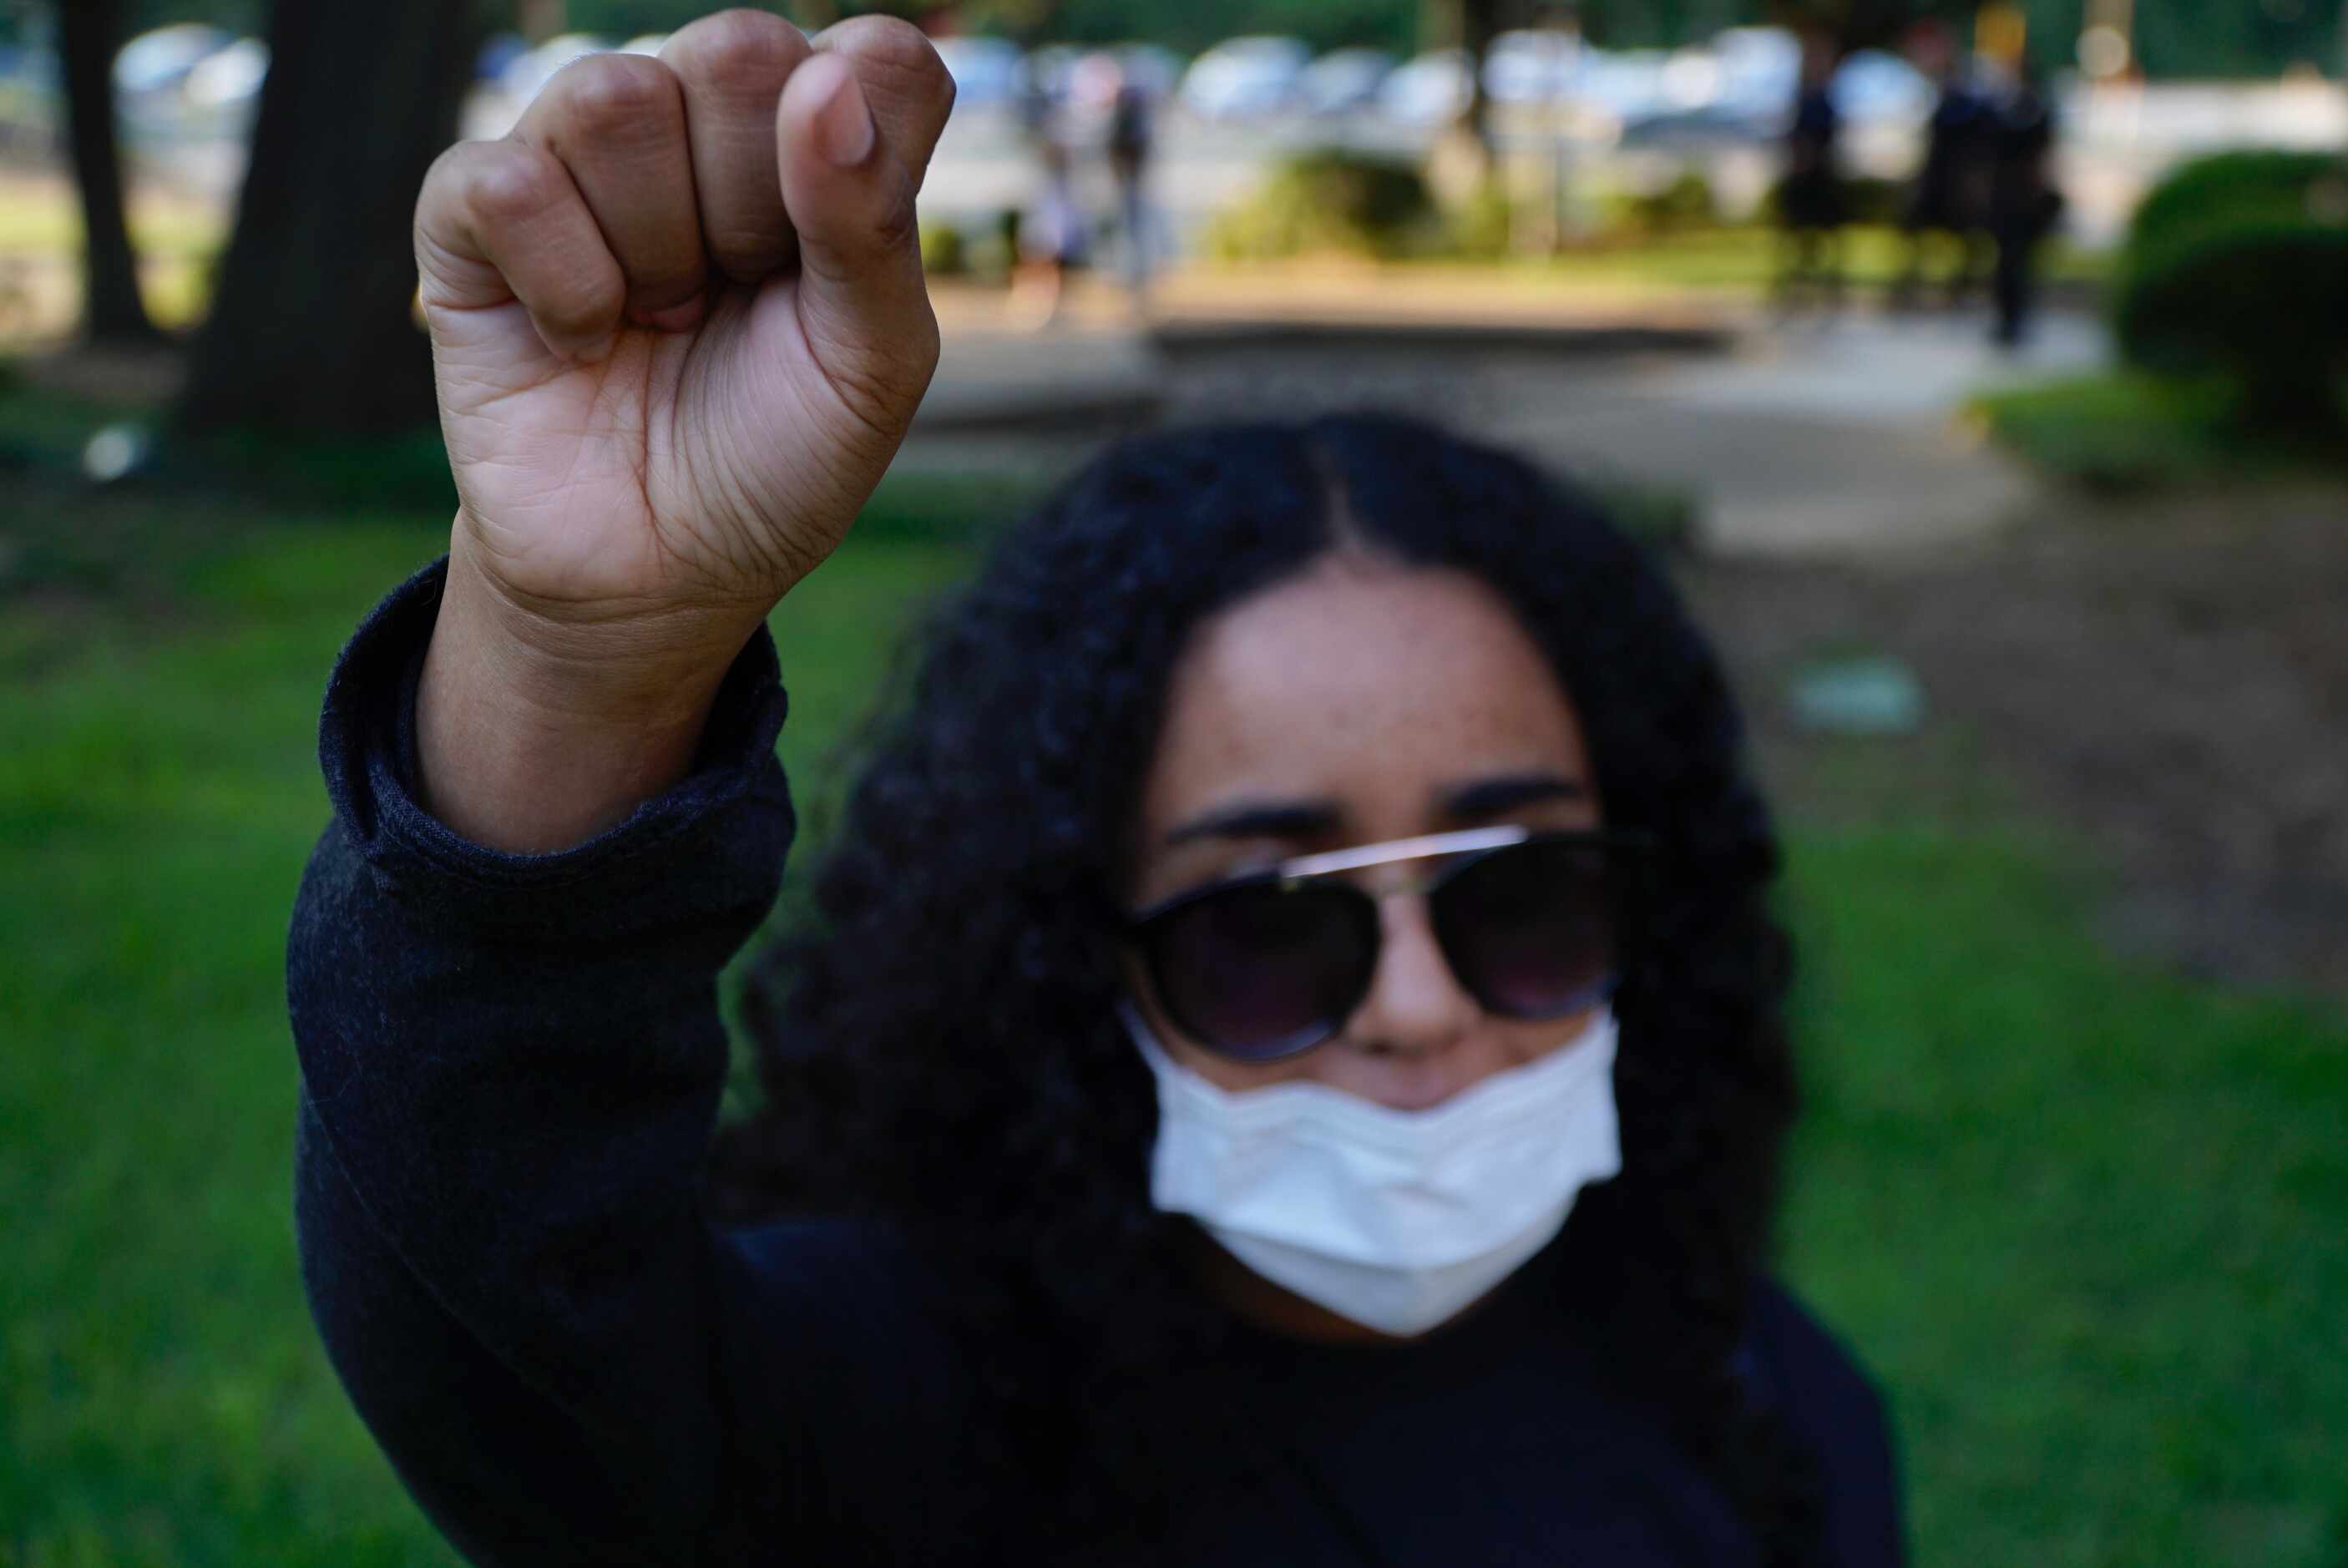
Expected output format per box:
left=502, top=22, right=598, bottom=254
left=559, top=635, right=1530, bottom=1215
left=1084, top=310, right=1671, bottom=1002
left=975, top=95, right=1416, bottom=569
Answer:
left=1125, top=825, right=1646, bottom=1062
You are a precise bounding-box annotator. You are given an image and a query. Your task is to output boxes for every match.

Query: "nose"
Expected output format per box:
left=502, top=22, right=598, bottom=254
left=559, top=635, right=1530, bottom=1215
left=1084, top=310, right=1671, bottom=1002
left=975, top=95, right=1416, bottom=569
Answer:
left=1343, top=893, right=1480, bottom=1059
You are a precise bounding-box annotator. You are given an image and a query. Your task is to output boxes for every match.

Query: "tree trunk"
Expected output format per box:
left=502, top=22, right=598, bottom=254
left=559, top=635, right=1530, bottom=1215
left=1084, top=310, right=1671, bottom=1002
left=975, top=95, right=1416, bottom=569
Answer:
left=1458, top=0, right=1500, bottom=161
left=178, top=0, right=478, bottom=437
left=58, top=0, right=159, bottom=345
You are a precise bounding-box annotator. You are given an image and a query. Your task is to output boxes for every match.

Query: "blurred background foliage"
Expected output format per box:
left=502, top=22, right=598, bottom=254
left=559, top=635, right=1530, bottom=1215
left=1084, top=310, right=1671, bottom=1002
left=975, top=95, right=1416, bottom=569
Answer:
left=2113, top=148, right=2348, bottom=429
left=3, top=0, right=2345, bottom=75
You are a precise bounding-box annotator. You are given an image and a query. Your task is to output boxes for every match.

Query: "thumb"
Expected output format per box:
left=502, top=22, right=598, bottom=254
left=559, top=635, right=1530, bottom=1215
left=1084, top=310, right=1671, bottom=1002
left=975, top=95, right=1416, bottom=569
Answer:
left=775, top=35, right=952, bottom=435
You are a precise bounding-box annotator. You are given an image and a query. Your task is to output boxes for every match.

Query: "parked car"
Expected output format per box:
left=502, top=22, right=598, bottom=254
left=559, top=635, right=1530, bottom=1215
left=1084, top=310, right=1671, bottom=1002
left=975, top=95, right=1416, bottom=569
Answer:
left=1831, top=48, right=1933, bottom=124
left=1379, top=48, right=1470, bottom=124
left=1299, top=48, right=1394, bottom=116
left=1178, top=35, right=1309, bottom=120
left=1710, top=26, right=1801, bottom=120
left=182, top=38, right=267, bottom=112
left=934, top=35, right=1023, bottom=109
left=1580, top=48, right=1671, bottom=124
left=1485, top=29, right=1579, bottom=105
left=114, top=24, right=233, bottom=99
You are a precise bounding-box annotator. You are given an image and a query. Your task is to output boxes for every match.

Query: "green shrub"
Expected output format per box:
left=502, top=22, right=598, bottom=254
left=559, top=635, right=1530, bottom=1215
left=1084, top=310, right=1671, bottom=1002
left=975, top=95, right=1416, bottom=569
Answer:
left=1632, top=168, right=1720, bottom=233
left=1204, top=149, right=1440, bottom=261
left=1760, top=173, right=1905, bottom=229
left=1590, top=168, right=1722, bottom=239
left=2122, top=148, right=2340, bottom=257
left=1441, top=175, right=1518, bottom=259
left=2113, top=149, right=2348, bottom=429
left=918, top=220, right=968, bottom=278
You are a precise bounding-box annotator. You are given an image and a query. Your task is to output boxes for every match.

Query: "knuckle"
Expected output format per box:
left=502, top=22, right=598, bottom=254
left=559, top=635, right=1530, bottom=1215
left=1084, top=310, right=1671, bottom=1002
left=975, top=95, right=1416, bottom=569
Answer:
left=665, top=8, right=807, bottom=96
left=461, top=144, right=562, bottom=227
left=872, top=184, right=922, bottom=256
left=828, top=15, right=952, bottom=101
left=422, top=139, right=477, bottom=197
left=827, top=13, right=931, bottom=67
left=549, top=53, right=678, bottom=134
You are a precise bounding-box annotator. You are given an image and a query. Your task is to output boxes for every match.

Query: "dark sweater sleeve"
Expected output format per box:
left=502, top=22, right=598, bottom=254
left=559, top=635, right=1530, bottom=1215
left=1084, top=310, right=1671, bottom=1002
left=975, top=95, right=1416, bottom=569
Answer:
left=287, top=559, right=969, bottom=1565
left=1743, top=1282, right=1907, bottom=1568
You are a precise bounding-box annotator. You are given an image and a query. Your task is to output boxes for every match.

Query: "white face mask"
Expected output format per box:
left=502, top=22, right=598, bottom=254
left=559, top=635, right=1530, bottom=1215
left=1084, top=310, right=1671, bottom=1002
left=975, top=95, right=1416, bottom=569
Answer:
left=1128, top=1006, right=1622, bottom=1338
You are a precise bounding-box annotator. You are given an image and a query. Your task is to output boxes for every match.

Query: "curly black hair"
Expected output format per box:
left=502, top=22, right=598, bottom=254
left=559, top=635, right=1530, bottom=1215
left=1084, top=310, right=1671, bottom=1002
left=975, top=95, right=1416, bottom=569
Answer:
left=716, top=412, right=1819, bottom=1561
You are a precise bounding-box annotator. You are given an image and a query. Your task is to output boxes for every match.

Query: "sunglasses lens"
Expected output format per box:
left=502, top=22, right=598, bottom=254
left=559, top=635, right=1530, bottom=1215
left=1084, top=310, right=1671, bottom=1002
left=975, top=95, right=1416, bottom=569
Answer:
left=1145, top=882, right=1372, bottom=1060
left=1433, top=839, right=1617, bottom=1019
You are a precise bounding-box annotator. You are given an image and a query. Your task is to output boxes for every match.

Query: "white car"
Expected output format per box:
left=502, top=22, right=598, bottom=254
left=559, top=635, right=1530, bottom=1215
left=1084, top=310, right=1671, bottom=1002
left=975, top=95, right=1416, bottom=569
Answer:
left=1832, top=49, right=1934, bottom=124
left=1179, top=36, right=1309, bottom=120
left=181, top=37, right=267, bottom=112
left=1710, top=26, right=1801, bottom=120
left=1484, top=29, right=1579, bottom=105
left=1299, top=48, right=1394, bottom=116
left=933, top=35, right=1023, bottom=109
left=114, top=24, right=234, bottom=99
left=1580, top=49, right=1671, bottom=123
left=1379, top=49, right=1470, bottom=124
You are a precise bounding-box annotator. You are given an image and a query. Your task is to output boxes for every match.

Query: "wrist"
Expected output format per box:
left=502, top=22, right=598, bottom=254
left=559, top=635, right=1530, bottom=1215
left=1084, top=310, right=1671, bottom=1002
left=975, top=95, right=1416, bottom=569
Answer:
left=441, top=529, right=765, bottom=726
left=417, top=558, right=756, bottom=854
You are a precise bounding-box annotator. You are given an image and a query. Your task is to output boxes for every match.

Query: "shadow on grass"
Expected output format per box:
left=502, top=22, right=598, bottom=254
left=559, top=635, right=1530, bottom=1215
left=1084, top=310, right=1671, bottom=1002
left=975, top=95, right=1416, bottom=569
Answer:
left=0, top=362, right=1049, bottom=629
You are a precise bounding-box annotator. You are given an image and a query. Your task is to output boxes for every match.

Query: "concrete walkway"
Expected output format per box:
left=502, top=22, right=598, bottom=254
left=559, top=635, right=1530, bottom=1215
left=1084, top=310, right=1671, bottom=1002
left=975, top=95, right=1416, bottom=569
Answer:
left=905, top=273, right=2102, bottom=562
left=1490, top=310, right=2103, bottom=559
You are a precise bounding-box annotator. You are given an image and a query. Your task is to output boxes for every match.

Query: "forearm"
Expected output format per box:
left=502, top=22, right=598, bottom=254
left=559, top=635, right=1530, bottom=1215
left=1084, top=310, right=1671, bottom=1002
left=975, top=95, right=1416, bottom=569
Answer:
left=417, top=532, right=761, bottom=854
left=290, top=556, right=798, bottom=1545
left=294, top=553, right=793, bottom=1358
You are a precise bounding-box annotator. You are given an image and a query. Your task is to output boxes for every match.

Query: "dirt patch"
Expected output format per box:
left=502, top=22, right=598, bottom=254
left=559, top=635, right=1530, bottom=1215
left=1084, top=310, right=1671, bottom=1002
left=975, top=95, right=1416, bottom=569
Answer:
left=1681, top=483, right=2348, bottom=999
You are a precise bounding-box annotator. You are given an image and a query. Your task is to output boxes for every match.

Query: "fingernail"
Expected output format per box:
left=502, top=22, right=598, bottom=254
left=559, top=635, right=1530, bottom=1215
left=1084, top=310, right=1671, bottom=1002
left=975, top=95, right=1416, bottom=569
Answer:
left=812, top=58, right=875, bottom=168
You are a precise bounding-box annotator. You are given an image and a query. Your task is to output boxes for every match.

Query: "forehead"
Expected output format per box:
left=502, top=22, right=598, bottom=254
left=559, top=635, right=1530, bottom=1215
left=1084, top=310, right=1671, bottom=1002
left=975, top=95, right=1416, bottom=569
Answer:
left=1137, top=558, right=1591, bottom=835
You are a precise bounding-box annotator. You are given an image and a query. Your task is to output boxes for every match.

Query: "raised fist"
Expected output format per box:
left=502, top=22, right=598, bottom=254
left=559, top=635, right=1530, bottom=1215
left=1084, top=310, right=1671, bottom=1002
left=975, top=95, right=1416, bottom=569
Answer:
left=415, top=10, right=954, bottom=670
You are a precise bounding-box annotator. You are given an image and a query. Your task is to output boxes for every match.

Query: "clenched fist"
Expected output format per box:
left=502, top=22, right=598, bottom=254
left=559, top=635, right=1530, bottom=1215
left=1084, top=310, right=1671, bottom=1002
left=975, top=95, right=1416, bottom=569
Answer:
left=411, top=11, right=954, bottom=852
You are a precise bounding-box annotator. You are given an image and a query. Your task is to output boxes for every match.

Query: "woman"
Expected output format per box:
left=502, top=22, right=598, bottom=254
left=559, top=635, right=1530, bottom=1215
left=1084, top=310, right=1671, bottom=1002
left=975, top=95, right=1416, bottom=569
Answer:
left=289, top=13, right=1900, bottom=1565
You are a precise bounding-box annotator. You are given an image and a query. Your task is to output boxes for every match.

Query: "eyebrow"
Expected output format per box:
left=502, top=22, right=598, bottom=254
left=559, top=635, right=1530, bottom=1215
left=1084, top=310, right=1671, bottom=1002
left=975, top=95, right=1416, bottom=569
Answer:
left=1162, top=798, right=1341, bottom=847
left=1160, top=771, right=1586, bottom=848
left=1440, top=771, right=1588, bottom=820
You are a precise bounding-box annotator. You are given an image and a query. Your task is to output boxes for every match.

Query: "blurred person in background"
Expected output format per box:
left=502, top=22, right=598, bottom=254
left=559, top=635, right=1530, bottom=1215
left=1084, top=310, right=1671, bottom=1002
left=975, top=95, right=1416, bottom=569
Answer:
left=1891, top=23, right=1993, bottom=311
left=1009, top=49, right=1083, bottom=326
left=287, top=11, right=1904, bottom=1565
left=1986, top=56, right=2062, bottom=347
left=1106, top=63, right=1160, bottom=313
left=1013, top=135, right=1088, bottom=326
left=1775, top=30, right=1846, bottom=313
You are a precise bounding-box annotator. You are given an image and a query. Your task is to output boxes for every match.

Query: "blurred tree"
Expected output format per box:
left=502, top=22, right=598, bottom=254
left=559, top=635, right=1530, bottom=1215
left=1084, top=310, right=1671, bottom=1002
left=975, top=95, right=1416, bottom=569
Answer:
left=57, top=0, right=159, bottom=345
left=177, top=0, right=479, bottom=434
left=1459, top=0, right=1500, bottom=152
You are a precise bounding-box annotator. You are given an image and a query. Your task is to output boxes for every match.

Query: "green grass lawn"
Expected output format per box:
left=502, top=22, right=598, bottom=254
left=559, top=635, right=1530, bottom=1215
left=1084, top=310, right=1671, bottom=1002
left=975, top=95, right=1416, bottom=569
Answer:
left=1181, top=223, right=2107, bottom=301
left=1971, top=370, right=2348, bottom=493
left=1493, top=222, right=2107, bottom=296
left=4, top=468, right=2345, bottom=1565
